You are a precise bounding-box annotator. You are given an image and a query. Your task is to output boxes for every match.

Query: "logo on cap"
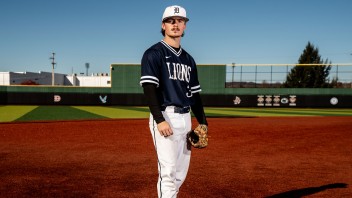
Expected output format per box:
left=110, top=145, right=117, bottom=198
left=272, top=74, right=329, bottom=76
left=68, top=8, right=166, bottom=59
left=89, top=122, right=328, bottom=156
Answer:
left=174, top=7, right=179, bottom=14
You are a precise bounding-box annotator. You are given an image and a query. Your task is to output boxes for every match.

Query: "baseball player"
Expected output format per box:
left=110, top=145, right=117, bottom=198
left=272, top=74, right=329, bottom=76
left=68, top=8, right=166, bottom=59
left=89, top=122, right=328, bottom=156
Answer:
left=140, top=5, right=208, bottom=198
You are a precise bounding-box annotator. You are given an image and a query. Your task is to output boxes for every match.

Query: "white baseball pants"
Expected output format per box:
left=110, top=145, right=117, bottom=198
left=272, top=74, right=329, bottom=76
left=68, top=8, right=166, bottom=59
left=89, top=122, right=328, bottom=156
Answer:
left=149, top=107, right=192, bottom=198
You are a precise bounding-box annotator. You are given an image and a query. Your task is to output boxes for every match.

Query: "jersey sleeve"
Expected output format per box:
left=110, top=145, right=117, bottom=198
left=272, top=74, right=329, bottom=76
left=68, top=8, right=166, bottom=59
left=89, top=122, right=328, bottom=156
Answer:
left=140, top=49, right=162, bottom=87
left=189, top=60, right=202, bottom=94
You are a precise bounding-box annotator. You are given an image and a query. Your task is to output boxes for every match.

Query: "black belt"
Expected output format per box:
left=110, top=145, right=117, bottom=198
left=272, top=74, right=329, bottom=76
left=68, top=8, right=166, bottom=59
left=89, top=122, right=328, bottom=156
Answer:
left=161, top=106, right=191, bottom=114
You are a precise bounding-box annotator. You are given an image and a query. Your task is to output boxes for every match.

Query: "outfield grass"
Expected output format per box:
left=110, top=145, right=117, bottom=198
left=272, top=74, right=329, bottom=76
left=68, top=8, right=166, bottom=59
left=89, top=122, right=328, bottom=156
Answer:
left=0, top=105, right=38, bottom=122
left=205, top=107, right=352, bottom=117
left=0, top=105, right=351, bottom=122
left=15, top=106, right=107, bottom=122
left=73, top=106, right=150, bottom=118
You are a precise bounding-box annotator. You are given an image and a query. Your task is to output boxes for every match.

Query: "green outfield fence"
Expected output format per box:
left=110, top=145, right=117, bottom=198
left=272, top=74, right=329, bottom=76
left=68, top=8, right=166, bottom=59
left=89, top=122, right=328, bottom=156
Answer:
left=1, top=64, right=352, bottom=107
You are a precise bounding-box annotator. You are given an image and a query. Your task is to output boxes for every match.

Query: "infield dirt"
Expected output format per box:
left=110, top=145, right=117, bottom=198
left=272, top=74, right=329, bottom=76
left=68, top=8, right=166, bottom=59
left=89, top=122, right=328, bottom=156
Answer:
left=0, top=117, right=351, bottom=197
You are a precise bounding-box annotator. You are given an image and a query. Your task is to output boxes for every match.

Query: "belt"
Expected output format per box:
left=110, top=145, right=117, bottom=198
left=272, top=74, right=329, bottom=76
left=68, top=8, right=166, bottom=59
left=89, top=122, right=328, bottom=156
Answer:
left=161, top=106, right=191, bottom=114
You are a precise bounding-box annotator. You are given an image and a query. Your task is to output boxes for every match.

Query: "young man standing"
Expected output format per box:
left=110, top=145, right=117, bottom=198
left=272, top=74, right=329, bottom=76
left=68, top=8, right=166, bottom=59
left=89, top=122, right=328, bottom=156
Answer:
left=140, top=5, right=208, bottom=198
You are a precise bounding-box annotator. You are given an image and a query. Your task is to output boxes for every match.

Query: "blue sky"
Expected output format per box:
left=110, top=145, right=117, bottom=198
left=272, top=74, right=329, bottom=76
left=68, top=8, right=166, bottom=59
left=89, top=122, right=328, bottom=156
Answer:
left=1, top=0, right=352, bottom=75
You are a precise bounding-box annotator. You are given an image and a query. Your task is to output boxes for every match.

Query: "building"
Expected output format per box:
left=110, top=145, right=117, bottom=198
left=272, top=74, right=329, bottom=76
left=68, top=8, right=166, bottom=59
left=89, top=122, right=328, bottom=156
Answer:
left=0, top=71, right=110, bottom=87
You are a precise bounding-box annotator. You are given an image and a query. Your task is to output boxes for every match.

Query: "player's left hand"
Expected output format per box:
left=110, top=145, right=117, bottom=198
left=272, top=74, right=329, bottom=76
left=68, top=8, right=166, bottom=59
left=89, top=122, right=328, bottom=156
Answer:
left=188, top=124, right=208, bottom=148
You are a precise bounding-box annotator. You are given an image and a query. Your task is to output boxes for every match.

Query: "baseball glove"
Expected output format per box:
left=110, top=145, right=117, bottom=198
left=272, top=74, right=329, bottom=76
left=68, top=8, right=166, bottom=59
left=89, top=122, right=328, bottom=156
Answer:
left=188, top=124, right=208, bottom=148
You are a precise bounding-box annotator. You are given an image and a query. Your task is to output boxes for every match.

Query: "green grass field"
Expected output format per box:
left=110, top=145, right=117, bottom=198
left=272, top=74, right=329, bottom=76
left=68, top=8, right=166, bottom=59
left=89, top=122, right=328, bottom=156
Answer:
left=1, top=105, right=351, bottom=123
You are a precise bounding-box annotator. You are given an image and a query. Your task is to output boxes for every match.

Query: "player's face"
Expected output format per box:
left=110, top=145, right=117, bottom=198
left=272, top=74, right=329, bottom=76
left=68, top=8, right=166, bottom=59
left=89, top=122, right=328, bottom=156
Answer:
left=162, top=17, right=187, bottom=38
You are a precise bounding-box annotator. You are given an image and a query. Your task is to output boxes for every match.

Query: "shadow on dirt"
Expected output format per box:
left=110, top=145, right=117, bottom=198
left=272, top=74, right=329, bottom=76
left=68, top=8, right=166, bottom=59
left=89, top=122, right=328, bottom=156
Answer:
left=265, top=183, right=348, bottom=198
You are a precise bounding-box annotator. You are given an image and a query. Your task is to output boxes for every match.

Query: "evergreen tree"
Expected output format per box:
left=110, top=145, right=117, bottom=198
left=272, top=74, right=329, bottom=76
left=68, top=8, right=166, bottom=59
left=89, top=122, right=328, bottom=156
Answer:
left=283, top=42, right=332, bottom=88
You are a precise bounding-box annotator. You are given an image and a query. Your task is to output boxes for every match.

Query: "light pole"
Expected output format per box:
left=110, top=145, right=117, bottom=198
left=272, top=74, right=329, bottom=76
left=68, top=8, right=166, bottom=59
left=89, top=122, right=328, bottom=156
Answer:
left=49, top=53, right=56, bottom=86
left=232, top=63, right=235, bottom=87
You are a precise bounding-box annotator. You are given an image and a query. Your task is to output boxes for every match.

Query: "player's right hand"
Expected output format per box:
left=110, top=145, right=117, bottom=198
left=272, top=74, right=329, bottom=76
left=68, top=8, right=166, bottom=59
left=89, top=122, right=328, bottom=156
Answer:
left=157, top=121, right=173, bottom=137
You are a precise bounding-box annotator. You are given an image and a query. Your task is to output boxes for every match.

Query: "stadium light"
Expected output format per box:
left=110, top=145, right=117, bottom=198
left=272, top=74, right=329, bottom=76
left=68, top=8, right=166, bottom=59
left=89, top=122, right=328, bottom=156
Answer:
left=49, top=53, right=56, bottom=86
left=232, top=63, right=235, bottom=87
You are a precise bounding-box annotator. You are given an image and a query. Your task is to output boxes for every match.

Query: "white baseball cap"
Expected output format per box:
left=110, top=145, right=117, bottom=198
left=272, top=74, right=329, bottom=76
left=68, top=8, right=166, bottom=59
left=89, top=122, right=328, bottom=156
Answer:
left=162, top=5, right=189, bottom=22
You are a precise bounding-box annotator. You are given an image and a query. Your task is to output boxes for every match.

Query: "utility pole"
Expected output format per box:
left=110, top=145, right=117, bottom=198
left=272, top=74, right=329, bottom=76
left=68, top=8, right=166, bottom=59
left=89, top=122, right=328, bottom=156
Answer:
left=231, top=63, right=235, bottom=88
left=49, top=53, right=56, bottom=86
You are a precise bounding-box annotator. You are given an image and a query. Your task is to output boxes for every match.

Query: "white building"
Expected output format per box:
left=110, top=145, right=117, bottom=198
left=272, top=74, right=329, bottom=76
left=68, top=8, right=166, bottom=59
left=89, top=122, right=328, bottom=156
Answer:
left=66, top=73, right=111, bottom=87
left=0, top=71, right=111, bottom=87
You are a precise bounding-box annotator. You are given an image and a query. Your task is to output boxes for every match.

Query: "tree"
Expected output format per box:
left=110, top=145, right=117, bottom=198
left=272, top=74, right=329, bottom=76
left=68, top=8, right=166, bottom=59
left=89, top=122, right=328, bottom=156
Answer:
left=283, top=42, right=332, bottom=88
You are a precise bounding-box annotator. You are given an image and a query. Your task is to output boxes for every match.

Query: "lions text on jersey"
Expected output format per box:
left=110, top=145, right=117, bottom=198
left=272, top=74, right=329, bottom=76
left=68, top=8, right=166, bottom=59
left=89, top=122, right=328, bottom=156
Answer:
left=140, top=40, right=201, bottom=107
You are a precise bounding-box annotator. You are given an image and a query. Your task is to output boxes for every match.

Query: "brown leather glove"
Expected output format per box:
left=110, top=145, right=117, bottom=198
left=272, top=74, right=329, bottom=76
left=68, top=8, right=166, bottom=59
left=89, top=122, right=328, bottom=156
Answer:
left=188, top=124, right=208, bottom=149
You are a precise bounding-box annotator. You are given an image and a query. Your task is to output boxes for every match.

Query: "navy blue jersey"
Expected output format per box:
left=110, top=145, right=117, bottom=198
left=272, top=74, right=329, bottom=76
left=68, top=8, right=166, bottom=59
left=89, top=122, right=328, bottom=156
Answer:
left=140, top=40, right=201, bottom=107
